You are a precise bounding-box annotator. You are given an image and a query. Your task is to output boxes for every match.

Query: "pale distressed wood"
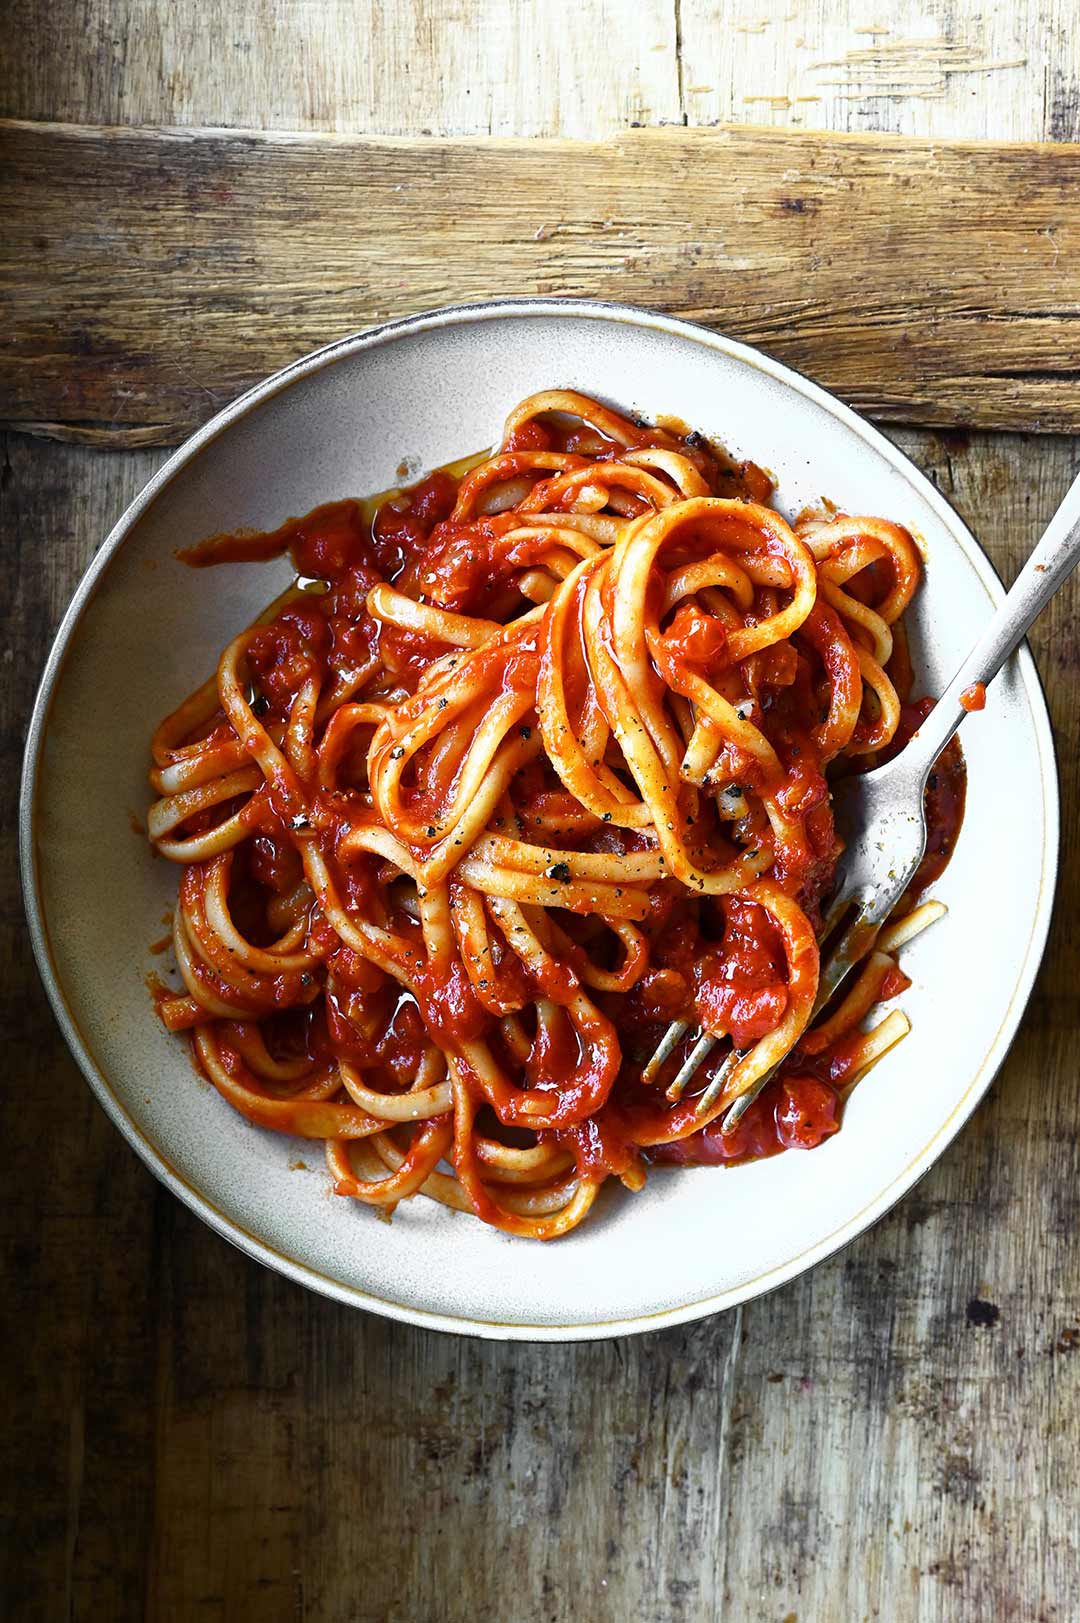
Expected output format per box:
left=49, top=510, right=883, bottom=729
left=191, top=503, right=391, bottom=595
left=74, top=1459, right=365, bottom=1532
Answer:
left=0, top=0, right=682, bottom=137
left=3, top=427, right=1078, bottom=1622
left=680, top=0, right=1080, bottom=142
left=2, top=0, right=1077, bottom=143
left=5, top=119, right=1080, bottom=445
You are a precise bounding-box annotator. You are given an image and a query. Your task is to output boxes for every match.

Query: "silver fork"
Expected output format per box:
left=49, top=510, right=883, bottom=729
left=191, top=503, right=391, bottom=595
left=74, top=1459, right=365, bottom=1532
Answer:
left=644, top=467, right=1080, bottom=1132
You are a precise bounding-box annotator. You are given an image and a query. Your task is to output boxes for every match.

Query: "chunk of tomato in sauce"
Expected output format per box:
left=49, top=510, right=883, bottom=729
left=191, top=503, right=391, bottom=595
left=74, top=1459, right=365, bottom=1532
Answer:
left=652, top=1073, right=840, bottom=1167
left=878, top=963, right=911, bottom=1001
left=249, top=833, right=303, bottom=894
left=774, top=1076, right=841, bottom=1150
left=373, top=470, right=459, bottom=579
left=692, top=897, right=790, bottom=1048
left=289, top=501, right=376, bottom=582
left=504, top=420, right=554, bottom=453
left=650, top=1088, right=781, bottom=1165
left=652, top=602, right=729, bottom=687
left=246, top=607, right=331, bottom=707
left=558, top=1113, right=640, bottom=1181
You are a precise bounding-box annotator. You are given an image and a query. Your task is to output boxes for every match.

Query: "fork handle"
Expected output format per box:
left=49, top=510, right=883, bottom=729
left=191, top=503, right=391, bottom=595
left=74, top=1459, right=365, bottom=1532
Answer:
left=900, top=467, right=1080, bottom=777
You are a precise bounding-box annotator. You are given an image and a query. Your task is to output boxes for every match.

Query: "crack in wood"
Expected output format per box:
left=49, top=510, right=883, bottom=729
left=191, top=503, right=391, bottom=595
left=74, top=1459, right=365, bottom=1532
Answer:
left=673, top=0, right=688, bottom=126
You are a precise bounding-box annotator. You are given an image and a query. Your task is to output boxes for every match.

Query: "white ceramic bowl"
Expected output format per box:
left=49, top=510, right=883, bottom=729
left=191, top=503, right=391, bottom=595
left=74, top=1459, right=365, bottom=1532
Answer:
left=21, top=300, right=1058, bottom=1340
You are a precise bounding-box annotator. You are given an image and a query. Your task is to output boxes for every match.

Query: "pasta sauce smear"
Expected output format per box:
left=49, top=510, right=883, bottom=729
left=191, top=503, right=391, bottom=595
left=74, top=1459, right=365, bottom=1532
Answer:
left=147, top=392, right=964, bottom=1238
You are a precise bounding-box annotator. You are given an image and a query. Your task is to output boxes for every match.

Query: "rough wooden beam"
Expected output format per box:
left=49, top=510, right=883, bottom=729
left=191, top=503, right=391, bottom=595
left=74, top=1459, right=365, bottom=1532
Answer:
left=4, top=119, right=1080, bottom=445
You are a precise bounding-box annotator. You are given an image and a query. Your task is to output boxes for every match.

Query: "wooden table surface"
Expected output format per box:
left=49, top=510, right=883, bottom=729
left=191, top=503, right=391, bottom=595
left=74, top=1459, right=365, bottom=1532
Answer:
left=3, top=5, right=1079, bottom=1619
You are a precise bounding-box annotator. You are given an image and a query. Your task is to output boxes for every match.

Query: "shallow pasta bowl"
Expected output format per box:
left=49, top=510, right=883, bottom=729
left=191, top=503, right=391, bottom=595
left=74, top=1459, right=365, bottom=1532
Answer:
left=20, top=299, right=1059, bottom=1340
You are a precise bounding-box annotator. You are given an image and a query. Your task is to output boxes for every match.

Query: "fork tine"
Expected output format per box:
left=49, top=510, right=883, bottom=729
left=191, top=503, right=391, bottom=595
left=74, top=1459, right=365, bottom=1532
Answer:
left=666, top=1031, right=718, bottom=1101
left=812, top=901, right=879, bottom=1019
left=692, top=1045, right=744, bottom=1116
left=721, top=1074, right=769, bottom=1133
left=721, top=901, right=879, bottom=1134
left=641, top=1018, right=690, bottom=1086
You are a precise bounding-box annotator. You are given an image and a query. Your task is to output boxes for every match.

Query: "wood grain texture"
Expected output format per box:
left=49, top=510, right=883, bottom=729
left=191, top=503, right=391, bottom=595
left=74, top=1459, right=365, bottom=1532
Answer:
left=2, top=0, right=1077, bottom=143
left=4, top=119, right=1080, bottom=446
left=680, top=0, right=1080, bottom=142
left=0, top=0, right=682, bottom=138
left=3, top=425, right=1079, bottom=1623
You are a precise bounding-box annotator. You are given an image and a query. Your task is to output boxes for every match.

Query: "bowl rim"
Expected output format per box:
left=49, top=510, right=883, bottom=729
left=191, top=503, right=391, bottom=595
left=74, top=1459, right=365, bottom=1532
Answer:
left=19, top=296, right=1061, bottom=1341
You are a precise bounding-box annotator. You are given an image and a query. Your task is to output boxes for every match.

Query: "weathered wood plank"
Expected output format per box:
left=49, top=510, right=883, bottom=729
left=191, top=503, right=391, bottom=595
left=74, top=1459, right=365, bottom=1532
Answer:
left=0, top=0, right=682, bottom=137
left=3, top=0, right=1077, bottom=145
left=3, top=425, right=1078, bottom=1622
left=680, top=0, right=1080, bottom=143
left=0, top=436, right=167, bottom=1621
left=4, top=119, right=1080, bottom=445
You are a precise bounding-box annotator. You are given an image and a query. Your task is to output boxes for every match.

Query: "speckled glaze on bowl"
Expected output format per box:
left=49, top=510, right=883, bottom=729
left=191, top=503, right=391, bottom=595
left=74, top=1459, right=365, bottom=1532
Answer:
left=21, top=300, right=1059, bottom=1340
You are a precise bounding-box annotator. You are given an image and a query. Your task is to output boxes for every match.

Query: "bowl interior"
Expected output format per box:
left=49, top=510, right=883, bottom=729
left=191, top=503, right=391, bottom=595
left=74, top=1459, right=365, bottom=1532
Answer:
left=26, top=305, right=1057, bottom=1337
